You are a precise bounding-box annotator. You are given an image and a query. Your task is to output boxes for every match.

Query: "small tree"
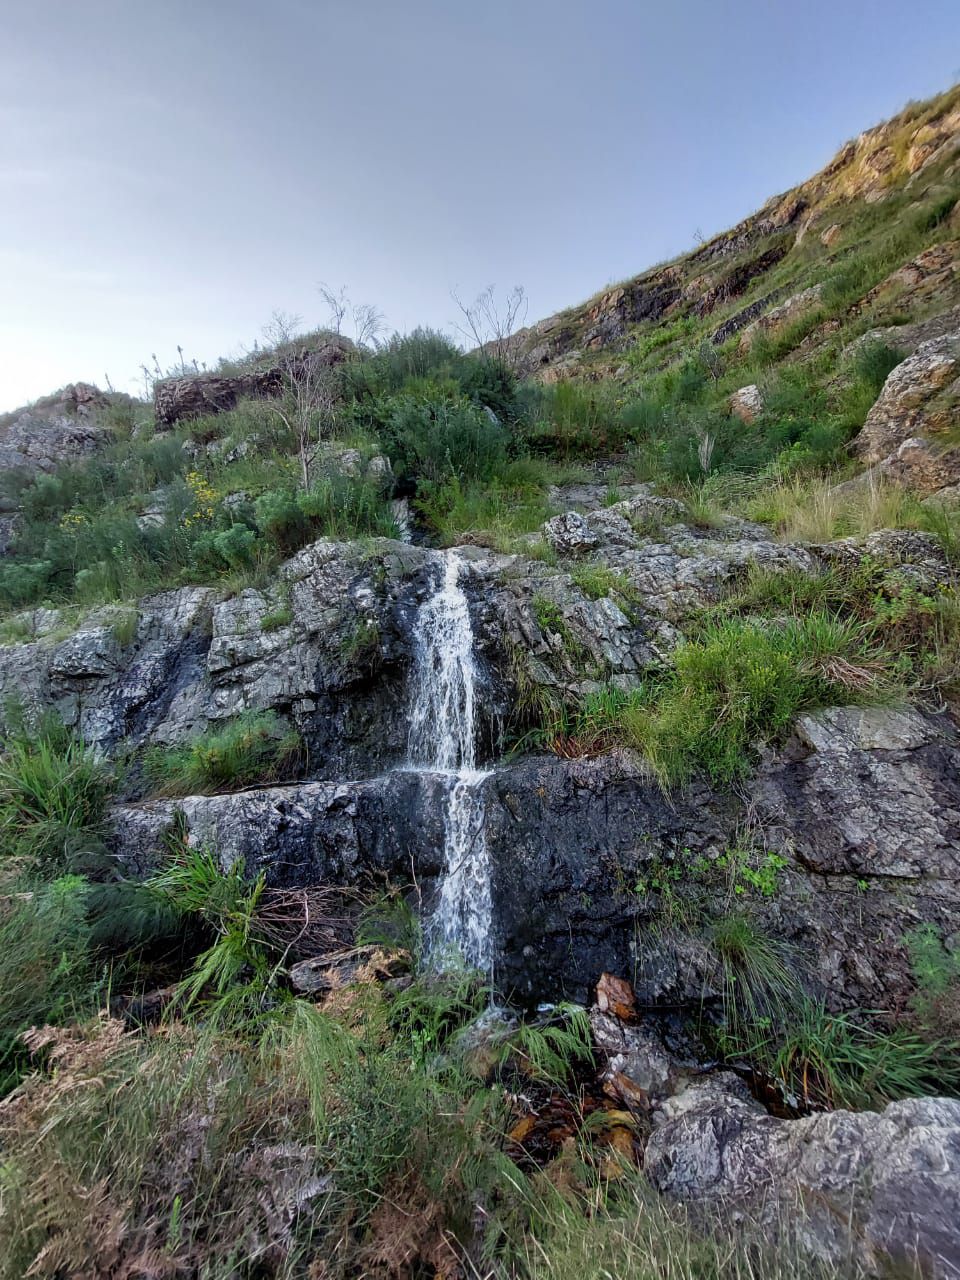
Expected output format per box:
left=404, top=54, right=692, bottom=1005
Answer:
left=267, top=350, right=338, bottom=491
left=318, top=284, right=385, bottom=352
left=451, top=284, right=528, bottom=375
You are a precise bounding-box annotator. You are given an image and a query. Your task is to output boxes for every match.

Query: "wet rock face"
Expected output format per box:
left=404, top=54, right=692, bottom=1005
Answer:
left=112, top=772, right=451, bottom=885
left=108, top=705, right=960, bottom=1012
left=2, top=508, right=958, bottom=1014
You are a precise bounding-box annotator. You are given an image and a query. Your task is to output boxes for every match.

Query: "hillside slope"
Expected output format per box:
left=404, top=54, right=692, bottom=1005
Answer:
left=510, top=84, right=960, bottom=386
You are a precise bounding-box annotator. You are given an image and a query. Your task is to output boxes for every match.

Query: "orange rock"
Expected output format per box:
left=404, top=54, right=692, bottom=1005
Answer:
left=596, top=972, right=637, bottom=1021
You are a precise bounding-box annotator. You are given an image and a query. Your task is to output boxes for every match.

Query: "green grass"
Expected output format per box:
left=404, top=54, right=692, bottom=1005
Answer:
left=0, top=715, right=115, bottom=874
left=708, top=912, right=800, bottom=1045
left=0, top=873, right=96, bottom=1092
left=750, top=997, right=960, bottom=1111
left=569, top=563, right=638, bottom=603
left=626, top=614, right=886, bottom=785
left=143, top=711, right=303, bottom=797
left=417, top=468, right=553, bottom=548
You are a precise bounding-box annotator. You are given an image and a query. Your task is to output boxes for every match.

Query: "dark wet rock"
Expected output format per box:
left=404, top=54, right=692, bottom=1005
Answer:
left=110, top=771, right=450, bottom=883
left=107, top=705, right=960, bottom=1015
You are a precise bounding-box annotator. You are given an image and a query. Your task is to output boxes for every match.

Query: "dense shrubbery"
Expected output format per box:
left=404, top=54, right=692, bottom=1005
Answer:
left=379, top=388, right=509, bottom=487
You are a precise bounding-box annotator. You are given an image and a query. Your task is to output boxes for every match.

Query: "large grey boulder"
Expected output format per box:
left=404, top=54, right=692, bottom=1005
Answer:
left=645, top=1073, right=960, bottom=1277
left=850, top=331, right=960, bottom=496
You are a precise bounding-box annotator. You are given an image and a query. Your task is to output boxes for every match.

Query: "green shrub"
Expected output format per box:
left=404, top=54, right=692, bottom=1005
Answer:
left=382, top=391, right=508, bottom=487
left=904, top=924, right=960, bottom=1041
left=253, top=488, right=311, bottom=554
left=261, top=605, right=293, bottom=631
left=147, top=845, right=272, bottom=1017
left=0, top=716, right=115, bottom=874
left=143, top=711, right=302, bottom=796
left=522, top=382, right=612, bottom=458
left=416, top=471, right=551, bottom=547
left=0, top=874, right=95, bottom=1091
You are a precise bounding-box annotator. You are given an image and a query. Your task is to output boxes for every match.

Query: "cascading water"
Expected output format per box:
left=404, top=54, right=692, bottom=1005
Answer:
left=407, top=551, right=492, bottom=975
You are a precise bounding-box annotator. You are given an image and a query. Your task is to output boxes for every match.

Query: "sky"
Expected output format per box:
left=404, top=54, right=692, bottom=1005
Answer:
left=1, top=1, right=959, bottom=412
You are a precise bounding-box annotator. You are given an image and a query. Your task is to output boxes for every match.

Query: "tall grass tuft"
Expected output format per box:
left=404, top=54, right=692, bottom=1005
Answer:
left=0, top=715, right=114, bottom=874
left=143, top=710, right=303, bottom=797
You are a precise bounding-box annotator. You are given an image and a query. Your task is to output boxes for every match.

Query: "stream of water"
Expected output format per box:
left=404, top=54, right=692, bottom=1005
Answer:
left=407, top=551, right=493, bottom=976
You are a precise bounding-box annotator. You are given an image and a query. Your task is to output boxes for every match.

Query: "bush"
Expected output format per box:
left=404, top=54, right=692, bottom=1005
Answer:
left=382, top=391, right=509, bottom=487
left=0, top=716, right=115, bottom=874
left=143, top=711, right=303, bottom=796
left=523, top=382, right=626, bottom=459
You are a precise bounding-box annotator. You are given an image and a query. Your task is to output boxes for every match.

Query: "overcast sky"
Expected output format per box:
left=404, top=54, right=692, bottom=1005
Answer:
left=1, top=0, right=958, bottom=411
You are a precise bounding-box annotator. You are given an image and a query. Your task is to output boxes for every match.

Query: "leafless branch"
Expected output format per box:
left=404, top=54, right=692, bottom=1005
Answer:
left=451, top=284, right=528, bottom=373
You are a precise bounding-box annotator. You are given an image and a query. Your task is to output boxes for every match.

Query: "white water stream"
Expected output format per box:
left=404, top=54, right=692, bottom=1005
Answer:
left=407, top=552, right=492, bottom=975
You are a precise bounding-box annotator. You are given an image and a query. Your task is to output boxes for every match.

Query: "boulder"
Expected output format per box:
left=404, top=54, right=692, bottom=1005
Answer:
left=153, top=336, right=354, bottom=427
left=0, top=382, right=110, bottom=478
left=728, top=384, right=764, bottom=423
left=645, top=1073, right=960, bottom=1277
left=851, top=331, right=960, bottom=496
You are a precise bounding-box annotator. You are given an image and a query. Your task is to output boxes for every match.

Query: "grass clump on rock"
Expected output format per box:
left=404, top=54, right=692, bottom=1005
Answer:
left=623, top=614, right=884, bottom=784
left=143, top=711, right=303, bottom=797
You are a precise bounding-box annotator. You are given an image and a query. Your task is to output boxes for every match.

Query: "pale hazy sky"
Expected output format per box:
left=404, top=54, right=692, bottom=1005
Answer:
left=1, top=0, right=958, bottom=411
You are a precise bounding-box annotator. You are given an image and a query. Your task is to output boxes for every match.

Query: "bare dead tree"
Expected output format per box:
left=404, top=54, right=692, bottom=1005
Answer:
left=318, top=284, right=385, bottom=352
left=351, top=300, right=386, bottom=351
left=451, top=284, right=528, bottom=373
left=261, top=309, right=304, bottom=350
left=266, top=349, right=338, bottom=491
left=318, top=284, right=348, bottom=336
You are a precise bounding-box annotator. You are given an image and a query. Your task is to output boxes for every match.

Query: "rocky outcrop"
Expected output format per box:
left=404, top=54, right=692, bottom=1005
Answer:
left=737, top=284, right=824, bottom=353
left=691, top=242, right=790, bottom=318
left=0, top=498, right=955, bottom=1014
left=500, top=88, right=960, bottom=380
left=106, top=702, right=960, bottom=1013
left=0, top=540, right=437, bottom=777
left=851, top=331, right=960, bottom=496
left=644, top=1073, right=960, bottom=1278
left=856, top=240, right=959, bottom=319
left=0, top=382, right=110, bottom=479
left=153, top=336, right=354, bottom=427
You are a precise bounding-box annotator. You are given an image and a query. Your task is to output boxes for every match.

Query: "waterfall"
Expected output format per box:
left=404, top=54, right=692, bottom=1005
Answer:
left=407, top=552, right=492, bottom=975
